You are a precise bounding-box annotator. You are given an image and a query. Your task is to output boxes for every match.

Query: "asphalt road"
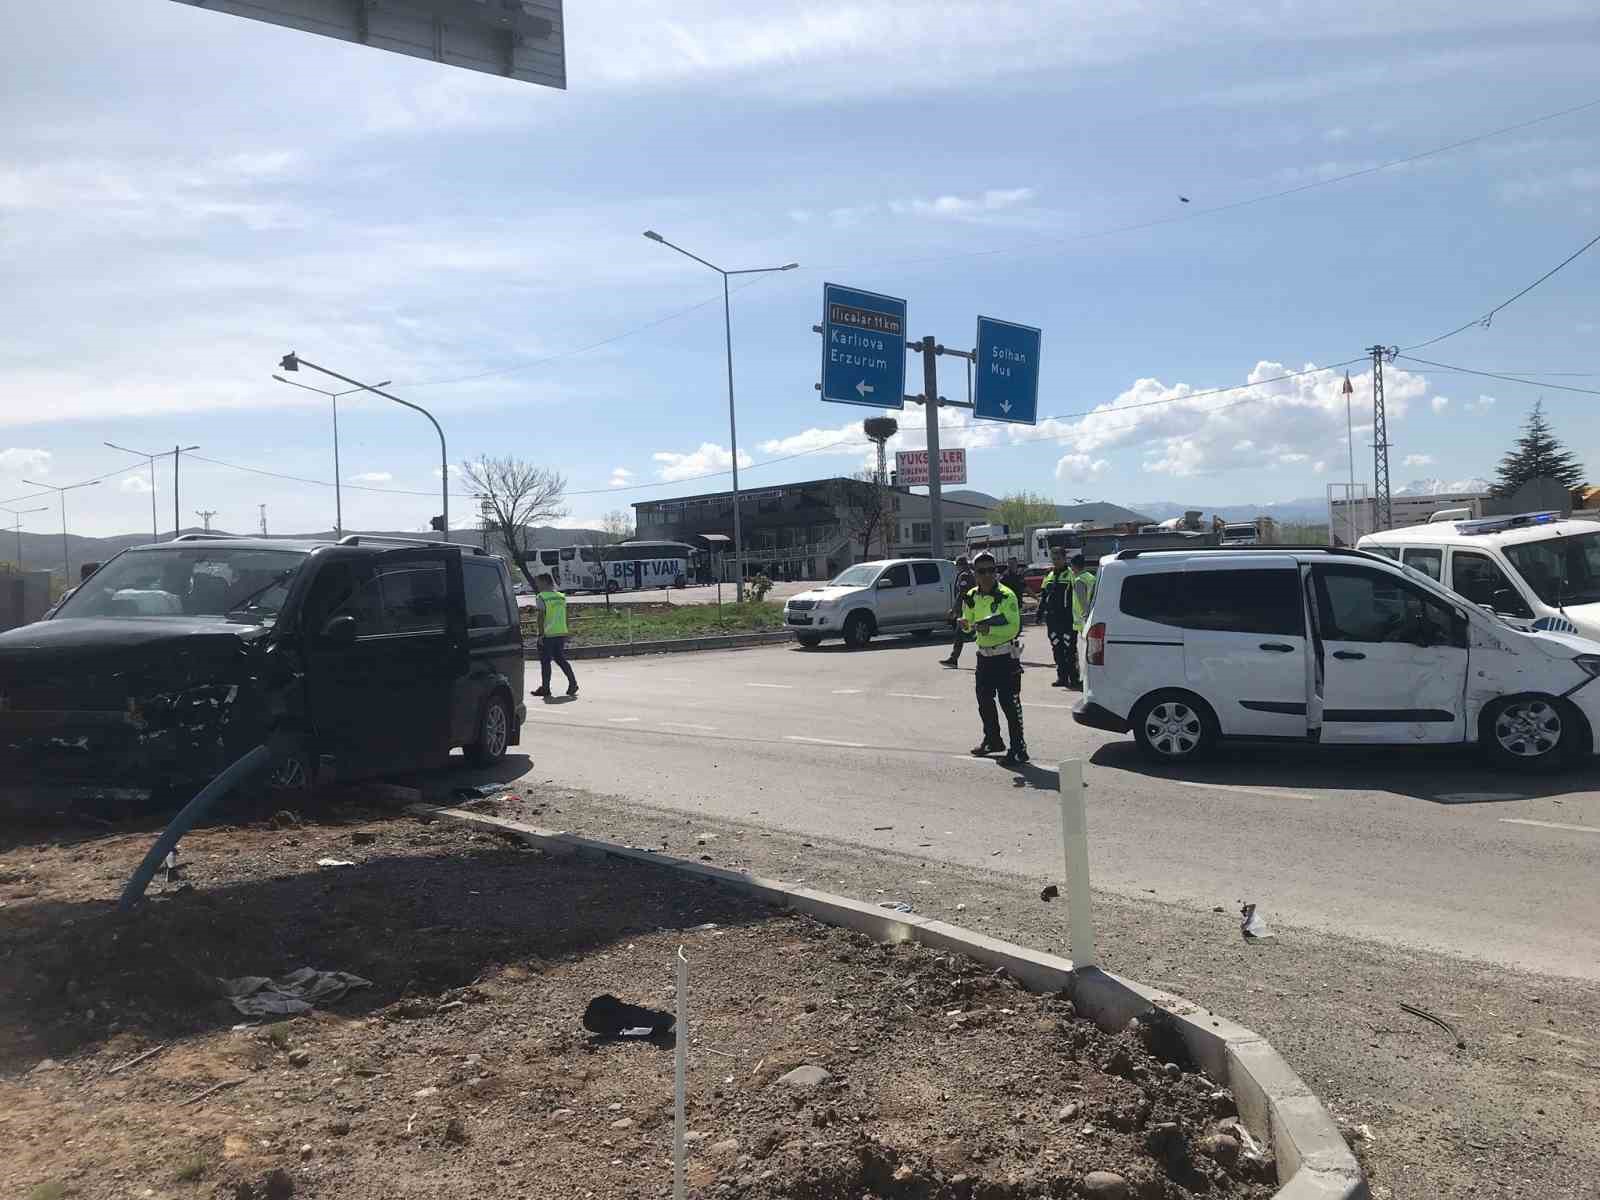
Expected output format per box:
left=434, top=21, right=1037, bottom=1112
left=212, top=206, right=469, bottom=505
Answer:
left=520, top=637, right=1600, bottom=981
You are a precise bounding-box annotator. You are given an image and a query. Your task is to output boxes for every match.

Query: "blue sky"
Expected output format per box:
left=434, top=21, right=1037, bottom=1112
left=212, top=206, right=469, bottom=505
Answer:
left=2, top=0, right=1598, bottom=537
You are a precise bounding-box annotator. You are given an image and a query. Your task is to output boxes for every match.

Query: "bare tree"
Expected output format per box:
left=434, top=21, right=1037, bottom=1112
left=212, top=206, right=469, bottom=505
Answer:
left=834, top=471, right=895, bottom=559
left=460, top=456, right=568, bottom=587
left=600, top=509, right=635, bottom=544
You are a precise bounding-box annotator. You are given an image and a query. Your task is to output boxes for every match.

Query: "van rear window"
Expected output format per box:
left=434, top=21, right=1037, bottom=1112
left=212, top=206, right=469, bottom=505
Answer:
left=1121, top=568, right=1303, bottom=636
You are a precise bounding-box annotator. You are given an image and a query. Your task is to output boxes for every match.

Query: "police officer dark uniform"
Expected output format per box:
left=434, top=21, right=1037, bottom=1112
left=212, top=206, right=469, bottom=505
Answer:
left=960, top=552, right=1028, bottom=765
left=1036, top=544, right=1075, bottom=688
left=941, top=555, right=977, bottom=667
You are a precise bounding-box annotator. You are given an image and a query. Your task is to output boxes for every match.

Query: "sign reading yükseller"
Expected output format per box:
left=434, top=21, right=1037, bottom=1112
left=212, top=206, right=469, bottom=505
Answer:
left=895, top=449, right=967, bottom=487
left=821, top=284, right=906, bottom=410
left=973, top=316, right=1041, bottom=424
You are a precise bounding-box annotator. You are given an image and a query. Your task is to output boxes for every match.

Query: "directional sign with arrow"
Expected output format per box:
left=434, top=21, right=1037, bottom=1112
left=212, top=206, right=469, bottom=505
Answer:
left=821, top=283, right=906, bottom=410
left=973, top=316, right=1041, bottom=425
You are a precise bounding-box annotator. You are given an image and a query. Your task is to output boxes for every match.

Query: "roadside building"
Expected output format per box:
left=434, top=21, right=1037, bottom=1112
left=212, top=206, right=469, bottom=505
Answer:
left=633, top=477, right=992, bottom=580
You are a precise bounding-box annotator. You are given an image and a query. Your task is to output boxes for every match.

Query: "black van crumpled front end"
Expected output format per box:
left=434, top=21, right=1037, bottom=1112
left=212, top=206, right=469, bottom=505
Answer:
left=0, top=619, right=285, bottom=813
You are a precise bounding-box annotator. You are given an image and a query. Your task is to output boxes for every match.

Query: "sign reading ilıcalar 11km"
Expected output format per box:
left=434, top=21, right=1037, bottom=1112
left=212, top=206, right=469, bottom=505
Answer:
left=820, top=283, right=907, bottom=410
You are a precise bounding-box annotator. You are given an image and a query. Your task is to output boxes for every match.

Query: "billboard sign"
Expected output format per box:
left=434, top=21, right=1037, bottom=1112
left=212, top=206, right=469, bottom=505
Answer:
left=895, top=449, right=967, bottom=487
left=169, top=0, right=567, bottom=89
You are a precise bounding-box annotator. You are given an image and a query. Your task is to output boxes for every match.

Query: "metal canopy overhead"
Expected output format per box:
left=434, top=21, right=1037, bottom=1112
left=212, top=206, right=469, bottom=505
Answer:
left=171, top=0, right=566, bottom=89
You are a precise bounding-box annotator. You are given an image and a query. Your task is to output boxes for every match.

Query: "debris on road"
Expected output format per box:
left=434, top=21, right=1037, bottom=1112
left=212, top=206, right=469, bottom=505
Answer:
left=877, top=900, right=914, bottom=913
left=1041, top=884, right=1060, bottom=902
left=1400, top=1002, right=1467, bottom=1049
left=1239, top=903, right=1273, bottom=940
left=218, top=967, right=373, bottom=1017
left=581, top=993, right=675, bottom=1037
left=106, top=1044, right=165, bottom=1075
left=315, top=857, right=355, bottom=868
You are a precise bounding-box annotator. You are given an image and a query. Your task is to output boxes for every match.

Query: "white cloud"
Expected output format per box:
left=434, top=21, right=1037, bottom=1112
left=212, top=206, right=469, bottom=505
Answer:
left=1499, top=168, right=1600, bottom=203
left=1403, top=453, right=1435, bottom=467
left=1431, top=396, right=1450, bottom=413
left=431, top=465, right=465, bottom=481
left=609, top=466, right=634, bottom=487
left=653, top=442, right=753, bottom=482
left=0, top=447, right=51, bottom=478
left=1026, top=359, right=1435, bottom=479
left=350, top=471, right=394, bottom=483
left=1469, top=394, right=1497, bottom=411
left=1055, top=453, right=1109, bottom=483
left=1313, top=461, right=1327, bottom=474
left=119, top=474, right=153, bottom=494
left=760, top=420, right=868, bottom=457
left=889, top=187, right=1037, bottom=219
left=1323, top=126, right=1352, bottom=143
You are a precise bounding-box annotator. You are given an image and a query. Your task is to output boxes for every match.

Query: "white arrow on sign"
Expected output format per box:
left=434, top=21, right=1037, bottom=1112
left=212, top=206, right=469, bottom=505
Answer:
left=1000, top=399, right=1012, bottom=414
left=856, top=380, right=874, bottom=398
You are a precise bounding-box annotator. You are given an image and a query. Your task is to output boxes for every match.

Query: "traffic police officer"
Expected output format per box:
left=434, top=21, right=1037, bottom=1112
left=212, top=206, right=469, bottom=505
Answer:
left=960, top=551, right=1028, bottom=765
left=1069, top=550, right=1097, bottom=686
left=1036, top=544, right=1075, bottom=688
left=941, top=555, right=977, bottom=667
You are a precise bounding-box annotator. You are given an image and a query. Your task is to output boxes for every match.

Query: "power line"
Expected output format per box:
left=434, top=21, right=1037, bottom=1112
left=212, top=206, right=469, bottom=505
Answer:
left=1403, top=229, right=1600, bottom=351
left=1394, top=355, right=1600, bottom=398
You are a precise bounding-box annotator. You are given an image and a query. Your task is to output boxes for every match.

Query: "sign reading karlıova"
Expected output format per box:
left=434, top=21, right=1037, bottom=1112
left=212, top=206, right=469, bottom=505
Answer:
left=973, top=316, right=1041, bottom=424
left=895, top=449, right=967, bottom=487
left=821, top=284, right=906, bottom=410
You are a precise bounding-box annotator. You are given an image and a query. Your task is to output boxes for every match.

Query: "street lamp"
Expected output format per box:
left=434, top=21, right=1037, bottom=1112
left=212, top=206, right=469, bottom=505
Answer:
left=278, top=355, right=448, bottom=541
left=271, top=373, right=391, bottom=538
left=1, top=505, right=48, bottom=569
left=21, top=478, right=102, bottom=580
left=102, top=443, right=198, bottom=541
left=643, top=230, right=797, bottom=602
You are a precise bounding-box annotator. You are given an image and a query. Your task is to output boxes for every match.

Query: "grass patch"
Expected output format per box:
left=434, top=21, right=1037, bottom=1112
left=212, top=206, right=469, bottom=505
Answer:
left=29, top=1184, right=67, bottom=1200
left=528, top=601, right=785, bottom=647
left=174, top=1153, right=209, bottom=1182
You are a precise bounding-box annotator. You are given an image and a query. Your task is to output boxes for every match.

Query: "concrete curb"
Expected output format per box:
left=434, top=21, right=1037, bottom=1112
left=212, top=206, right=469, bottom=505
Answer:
left=413, top=805, right=1369, bottom=1200
left=528, top=630, right=795, bottom=660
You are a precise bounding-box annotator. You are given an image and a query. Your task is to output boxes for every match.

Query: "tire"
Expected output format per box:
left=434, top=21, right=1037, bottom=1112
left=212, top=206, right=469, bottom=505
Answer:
left=843, top=611, right=874, bottom=649
left=1481, top=694, right=1577, bottom=772
left=796, top=634, right=823, bottom=648
left=1131, top=691, right=1217, bottom=764
left=467, top=692, right=513, bottom=767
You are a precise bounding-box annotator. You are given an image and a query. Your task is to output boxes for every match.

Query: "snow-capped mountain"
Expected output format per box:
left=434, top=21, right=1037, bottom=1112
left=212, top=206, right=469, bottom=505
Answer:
left=1392, top=477, right=1491, bottom=496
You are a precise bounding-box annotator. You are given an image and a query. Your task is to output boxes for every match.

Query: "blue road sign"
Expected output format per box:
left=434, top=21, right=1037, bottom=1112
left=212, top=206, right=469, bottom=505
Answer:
left=821, top=283, right=906, bottom=410
left=974, top=316, right=1041, bottom=424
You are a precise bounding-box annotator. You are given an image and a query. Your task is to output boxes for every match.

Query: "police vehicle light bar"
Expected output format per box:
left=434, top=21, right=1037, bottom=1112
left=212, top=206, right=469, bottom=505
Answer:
left=1455, top=511, right=1562, bottom=535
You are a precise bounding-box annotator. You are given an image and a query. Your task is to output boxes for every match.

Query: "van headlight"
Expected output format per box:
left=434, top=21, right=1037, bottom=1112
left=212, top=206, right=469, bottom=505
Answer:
left=1575, top=654, right=1600, bottom=678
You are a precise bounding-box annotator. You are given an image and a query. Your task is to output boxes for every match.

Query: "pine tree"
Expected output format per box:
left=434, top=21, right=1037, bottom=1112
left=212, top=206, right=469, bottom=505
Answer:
left=1491, top=400, right=1586, bottom=497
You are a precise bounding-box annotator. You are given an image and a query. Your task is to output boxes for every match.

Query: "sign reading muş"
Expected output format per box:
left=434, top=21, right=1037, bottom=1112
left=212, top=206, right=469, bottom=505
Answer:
left=895, top=449, right=967, bottom=487
left=821, top=284, right=906, bottom=410
left=973, top=316, right=1041, bottom=425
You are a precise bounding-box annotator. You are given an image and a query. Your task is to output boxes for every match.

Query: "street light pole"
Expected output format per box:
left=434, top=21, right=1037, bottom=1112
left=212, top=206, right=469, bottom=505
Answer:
left=277, top=356, right=447, bottom=541
left=271, top=374, right=390, bottom=538
left=644, top=230, right=797, bottom=603
left=22, top=478, right=102, bottom=580
left=104, top=443, right=198, bottom=541
left=1, top=505, right=48, bottom=569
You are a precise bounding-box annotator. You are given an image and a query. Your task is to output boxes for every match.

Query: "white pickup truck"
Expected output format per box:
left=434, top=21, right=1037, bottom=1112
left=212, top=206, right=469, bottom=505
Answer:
left=783, top=558, right=957, bottom=648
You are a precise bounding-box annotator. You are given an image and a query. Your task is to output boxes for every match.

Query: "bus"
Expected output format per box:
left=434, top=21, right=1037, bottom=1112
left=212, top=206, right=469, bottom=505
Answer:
left=525, top=541, right=702, bottom=593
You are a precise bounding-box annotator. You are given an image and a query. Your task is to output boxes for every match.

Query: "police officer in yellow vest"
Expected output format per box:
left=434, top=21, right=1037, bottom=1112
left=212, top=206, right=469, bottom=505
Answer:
left=1069, top=550, right=1097, bottom=686
left=960, top=551, right=1028, bottom=766
left=531, top=572, right=579, bottom=700
left=1036, top=544, right=1077, bottom=688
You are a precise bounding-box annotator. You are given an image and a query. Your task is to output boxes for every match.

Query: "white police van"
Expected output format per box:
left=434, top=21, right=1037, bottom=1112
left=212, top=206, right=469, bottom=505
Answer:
left=1358, top=511, right=1600, bottom=640
left=1072, top=546, right=1600, bottom=771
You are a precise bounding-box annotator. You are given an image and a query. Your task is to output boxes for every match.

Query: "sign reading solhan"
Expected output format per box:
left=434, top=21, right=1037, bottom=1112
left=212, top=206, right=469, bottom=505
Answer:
left=896, top=449, right=967, bottom=486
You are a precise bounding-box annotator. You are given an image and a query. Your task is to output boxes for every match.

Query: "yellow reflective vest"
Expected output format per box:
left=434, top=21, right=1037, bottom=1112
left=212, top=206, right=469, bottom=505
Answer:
left=538, top=590, right=569, bottom=637
left=962, top=584, right=1021, bottom=649
left=1071, top=570, right=1097, bottom=631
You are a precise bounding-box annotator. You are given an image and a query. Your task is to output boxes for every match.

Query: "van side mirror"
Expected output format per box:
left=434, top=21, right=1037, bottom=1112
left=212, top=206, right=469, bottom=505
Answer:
left=320, top=614, right=358, bottom=644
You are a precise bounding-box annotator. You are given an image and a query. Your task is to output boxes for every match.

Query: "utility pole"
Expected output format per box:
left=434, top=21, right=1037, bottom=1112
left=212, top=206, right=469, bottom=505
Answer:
left=196, top=509, right=217, bottom=533
left=258, top=504, right=268, bottom=537
left=905, top=339, right=976, bottom=561
left=1368, top=345, right=1397, bottom=534
left=105, top=442, right=198, bottom=540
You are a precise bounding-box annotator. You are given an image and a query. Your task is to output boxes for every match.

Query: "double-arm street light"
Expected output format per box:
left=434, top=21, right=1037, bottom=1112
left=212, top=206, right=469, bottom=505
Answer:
left=103, top=442, right=199, bottom=542
left=643, top=231, right=797, bottom=602
left=278, top=355, right=448, bottom=541
left=271, top=373, right=390, bottom=538
left=21, top=477, right=102, bottom=580
left=1, top=504, right=48, bottom=569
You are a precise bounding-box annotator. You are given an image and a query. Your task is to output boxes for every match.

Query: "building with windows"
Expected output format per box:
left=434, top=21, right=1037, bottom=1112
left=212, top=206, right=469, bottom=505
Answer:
left=633, top=477, right=993, bottom=580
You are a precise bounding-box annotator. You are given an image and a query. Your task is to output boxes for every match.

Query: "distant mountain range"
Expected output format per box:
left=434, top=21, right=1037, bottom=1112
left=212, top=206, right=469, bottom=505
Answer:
left=2, top=525, right=605, bottom=580
left=943, top=489, right=1154, bottom=528
left=1136, top=478, right=1494, bottom=525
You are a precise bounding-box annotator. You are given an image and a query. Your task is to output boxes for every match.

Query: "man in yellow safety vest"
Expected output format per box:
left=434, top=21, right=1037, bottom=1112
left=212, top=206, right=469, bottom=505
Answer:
left=959, top=551, right=1028, bottom=766
left=1036, top=544, right=1076, bottom=688
left=532, top=572, right=579, bottom=700
left=1069, top=551, right=1097, bottom=686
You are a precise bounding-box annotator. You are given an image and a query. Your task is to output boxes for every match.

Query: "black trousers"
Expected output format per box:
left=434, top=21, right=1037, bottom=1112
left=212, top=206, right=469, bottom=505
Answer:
left=1046, top=622, right=1078, bottom=684
left=540, top=635, right=578, bottom=691
left=947, top=622, right=971, bottom=661
left=975, top=653, right=1025, bottom=749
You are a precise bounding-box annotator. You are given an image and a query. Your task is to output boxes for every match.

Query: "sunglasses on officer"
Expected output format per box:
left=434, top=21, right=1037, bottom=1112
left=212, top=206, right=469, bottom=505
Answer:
left=975, top=565, right=996, bottom=575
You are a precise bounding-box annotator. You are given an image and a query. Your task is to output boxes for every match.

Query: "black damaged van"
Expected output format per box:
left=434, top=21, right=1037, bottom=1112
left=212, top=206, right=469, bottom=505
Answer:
left=0, top=534, right=525, bottom=812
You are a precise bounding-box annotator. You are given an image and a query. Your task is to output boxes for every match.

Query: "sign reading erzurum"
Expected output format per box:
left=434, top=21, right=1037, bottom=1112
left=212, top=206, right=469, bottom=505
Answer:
left=895, top=449, right=967, bottom=487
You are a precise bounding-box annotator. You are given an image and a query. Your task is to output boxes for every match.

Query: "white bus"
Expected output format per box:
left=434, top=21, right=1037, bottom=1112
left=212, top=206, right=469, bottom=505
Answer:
left=526, top=541, right=700, bottom=593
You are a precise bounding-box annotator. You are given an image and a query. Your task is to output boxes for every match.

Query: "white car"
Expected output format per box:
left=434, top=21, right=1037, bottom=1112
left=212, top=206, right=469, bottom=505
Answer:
left=1359, top=510, right=1600, bottom=640
left=1072, top=546, right=1600, bottom=771
left=784, top=559, right=956, bottom=648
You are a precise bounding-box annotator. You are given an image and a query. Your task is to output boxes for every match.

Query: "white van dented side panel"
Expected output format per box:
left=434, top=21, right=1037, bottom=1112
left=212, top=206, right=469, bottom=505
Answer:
left=1462, top=621, right=1597, bottom=732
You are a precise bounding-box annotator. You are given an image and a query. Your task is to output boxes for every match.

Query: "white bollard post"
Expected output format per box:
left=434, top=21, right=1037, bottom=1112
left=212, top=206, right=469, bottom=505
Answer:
left=673, top=946, right=688, bottom=1200
left=1057, top=758, right=1096, bottom=969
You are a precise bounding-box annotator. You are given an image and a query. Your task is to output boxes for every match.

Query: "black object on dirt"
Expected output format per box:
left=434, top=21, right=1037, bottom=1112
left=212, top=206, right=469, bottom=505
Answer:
left=1040, top=884, right=1059, bottom=902
left=583, top=994, right=675, bottom=1038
